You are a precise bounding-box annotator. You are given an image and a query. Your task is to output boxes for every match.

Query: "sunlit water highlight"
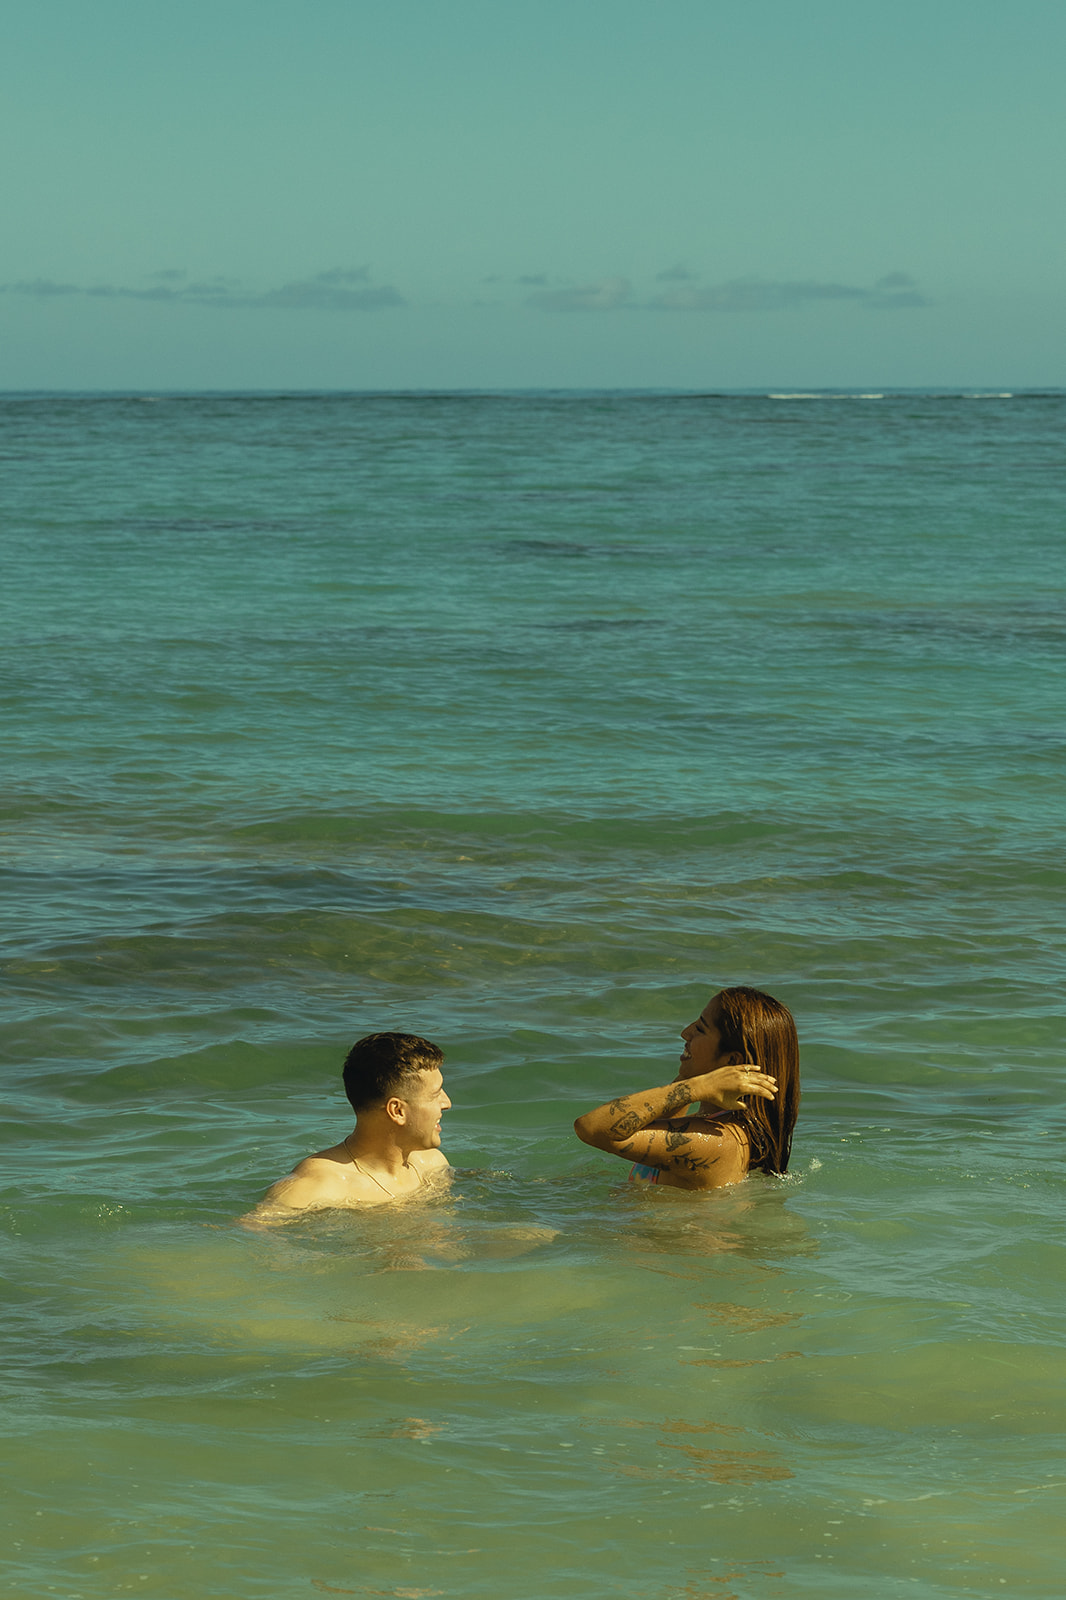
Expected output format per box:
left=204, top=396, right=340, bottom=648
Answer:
left=2, top=392, right=1064, bottom=1599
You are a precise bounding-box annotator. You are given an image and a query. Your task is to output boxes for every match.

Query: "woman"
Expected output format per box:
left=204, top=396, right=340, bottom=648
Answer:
left=573, top=986, right=800, bottom=1189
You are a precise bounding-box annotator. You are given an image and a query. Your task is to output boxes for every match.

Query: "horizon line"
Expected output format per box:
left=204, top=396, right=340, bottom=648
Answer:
left=0, top=385, right=1058, bottom=399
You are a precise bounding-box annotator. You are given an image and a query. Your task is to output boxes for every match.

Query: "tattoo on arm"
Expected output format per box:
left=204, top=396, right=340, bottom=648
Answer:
left=602, top=1083, right=699, bottom=1145
left=672, top=1150, right=713, bottom=1174
left=609, top=1111, right=643, bottom=1138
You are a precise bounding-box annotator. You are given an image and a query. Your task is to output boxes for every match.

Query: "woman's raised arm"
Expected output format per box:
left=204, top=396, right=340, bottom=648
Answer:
left=574, top=1063, right=777, bottom=1188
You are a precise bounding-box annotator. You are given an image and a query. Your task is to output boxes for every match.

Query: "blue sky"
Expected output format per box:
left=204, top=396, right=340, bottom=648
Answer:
left=2, top=0, right=1064, bottom=389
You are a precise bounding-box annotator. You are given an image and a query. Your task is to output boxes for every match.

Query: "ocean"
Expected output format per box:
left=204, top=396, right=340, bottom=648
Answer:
left=2, top=391, right=1064, bottom=1599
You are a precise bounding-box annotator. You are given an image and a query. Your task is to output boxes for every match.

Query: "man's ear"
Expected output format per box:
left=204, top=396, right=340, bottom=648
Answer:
left=384, top=1096, right=408, bottom=1125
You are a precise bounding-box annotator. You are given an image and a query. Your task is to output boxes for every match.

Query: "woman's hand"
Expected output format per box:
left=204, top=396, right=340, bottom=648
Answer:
left=684, top=1062, right=777, bottom=1111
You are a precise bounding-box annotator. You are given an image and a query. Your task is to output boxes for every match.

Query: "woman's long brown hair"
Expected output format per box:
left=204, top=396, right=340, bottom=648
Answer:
left=713, top=986, right=800, bottom=1174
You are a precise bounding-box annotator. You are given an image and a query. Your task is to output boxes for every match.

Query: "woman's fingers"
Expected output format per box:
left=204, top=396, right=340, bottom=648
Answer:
left=687, top=1063, right=778, bottom=1104
left=724, top=1065, right=777, bottom=1102
left=735, top=1065, right=776, bottom=1089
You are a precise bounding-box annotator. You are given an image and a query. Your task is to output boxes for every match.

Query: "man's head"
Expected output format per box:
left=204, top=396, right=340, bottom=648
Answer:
left=342, top=1032, right=449, bottom=1149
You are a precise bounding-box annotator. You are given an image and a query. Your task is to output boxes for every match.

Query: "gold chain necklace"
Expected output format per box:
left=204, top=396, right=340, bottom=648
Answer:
left=344, top=1136, right=400, bottom=1198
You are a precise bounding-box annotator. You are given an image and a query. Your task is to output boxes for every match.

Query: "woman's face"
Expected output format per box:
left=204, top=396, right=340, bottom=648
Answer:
left=678, top=994, right=729, bottom=1080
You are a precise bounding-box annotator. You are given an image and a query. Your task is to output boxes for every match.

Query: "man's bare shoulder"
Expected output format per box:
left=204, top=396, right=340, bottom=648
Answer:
left=241, top=1139, right=451, bottom=1228
left=409, top=1147, right=450, bottom=1175
left=241, top=1144, right=368, bottom=1224
left=274, top=1143, right=355, bottom=1198
left=294, top=1140, right=352, bottom=1173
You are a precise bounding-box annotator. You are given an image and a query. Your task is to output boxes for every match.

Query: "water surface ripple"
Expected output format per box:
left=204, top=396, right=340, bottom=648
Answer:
left=2, top=393, right=1064, bottom=1599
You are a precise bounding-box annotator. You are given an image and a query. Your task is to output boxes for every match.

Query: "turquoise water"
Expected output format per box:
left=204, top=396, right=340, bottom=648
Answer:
left=2, top=392, right=1064, bottom=1599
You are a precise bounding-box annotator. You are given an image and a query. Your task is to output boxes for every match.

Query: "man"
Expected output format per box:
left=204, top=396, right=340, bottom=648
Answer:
left=246, top=1031, right=451, bottom=1221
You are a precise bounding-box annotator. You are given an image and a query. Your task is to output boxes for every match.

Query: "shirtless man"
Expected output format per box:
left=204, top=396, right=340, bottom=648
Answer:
left=246, top=1031, right=451, bottom=1221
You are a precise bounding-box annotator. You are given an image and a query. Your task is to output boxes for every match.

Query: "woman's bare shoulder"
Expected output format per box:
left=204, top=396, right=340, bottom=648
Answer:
left=639, top=1115, right=750, bottom=1188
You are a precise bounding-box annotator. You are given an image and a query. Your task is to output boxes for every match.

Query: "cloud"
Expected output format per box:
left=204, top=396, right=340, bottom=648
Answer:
left=2, top=265, right=928, bottom=317
left=521, top=269, right=926, bottom=313
left=253, top=269, right=402, bottom=311
left=3, top=277, right=84, bottom=298
left=649, top=275, right=929, bottom=312
left=527, top=277, right=631, bottom=312
left=1, top=267, right=404, bottom=312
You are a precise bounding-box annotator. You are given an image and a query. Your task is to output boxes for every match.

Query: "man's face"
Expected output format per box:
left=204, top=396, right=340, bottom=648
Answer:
left=399, top=1067, right=451, bottom=1148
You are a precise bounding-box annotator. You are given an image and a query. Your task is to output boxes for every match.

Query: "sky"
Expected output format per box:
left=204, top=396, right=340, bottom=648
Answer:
left=2, top=0, right=1064, bottom=390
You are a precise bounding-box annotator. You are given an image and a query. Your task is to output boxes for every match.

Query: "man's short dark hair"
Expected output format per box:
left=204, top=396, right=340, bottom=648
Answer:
left=342, top=1032, right=444, bottom=1114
